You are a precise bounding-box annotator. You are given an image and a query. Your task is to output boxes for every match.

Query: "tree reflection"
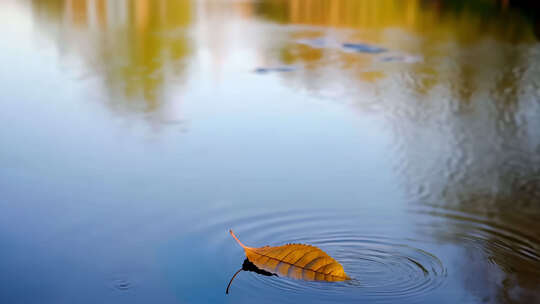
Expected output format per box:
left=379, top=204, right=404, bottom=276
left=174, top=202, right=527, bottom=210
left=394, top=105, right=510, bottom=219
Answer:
left=28, top=0, right=193, bottom=125
left=250, top=0, right=536, bottom=91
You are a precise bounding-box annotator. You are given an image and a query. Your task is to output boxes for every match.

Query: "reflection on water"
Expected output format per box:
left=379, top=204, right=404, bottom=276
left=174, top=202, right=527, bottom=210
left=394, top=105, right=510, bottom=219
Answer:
left=1, top=0, right=540, bottom=303
left=30, top=0, right=193, bottom=125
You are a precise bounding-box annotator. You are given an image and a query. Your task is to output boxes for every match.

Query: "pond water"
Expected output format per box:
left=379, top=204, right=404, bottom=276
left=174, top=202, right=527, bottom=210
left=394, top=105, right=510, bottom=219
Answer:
left=1, top=1, right=540, bottom=303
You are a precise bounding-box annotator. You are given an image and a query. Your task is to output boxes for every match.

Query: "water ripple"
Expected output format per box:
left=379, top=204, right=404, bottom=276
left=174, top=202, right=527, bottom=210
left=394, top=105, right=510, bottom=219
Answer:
left=414, top=205, right=540, bottom=275
left=195, top=208, right=446, bottom=302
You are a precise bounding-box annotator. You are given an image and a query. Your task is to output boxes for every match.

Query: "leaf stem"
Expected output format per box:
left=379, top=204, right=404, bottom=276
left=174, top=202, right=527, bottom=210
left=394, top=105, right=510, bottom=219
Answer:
left=225, top=268, right=242, bottom=294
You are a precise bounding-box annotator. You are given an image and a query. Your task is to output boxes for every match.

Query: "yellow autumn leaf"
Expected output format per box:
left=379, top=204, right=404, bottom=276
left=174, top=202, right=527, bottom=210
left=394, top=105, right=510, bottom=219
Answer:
left=229, top=229, right=350, bottom=282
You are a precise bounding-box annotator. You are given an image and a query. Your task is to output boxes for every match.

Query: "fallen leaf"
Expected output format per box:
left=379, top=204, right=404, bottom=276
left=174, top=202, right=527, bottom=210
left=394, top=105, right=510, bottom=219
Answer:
left=229, top=229, right=350, bottom=282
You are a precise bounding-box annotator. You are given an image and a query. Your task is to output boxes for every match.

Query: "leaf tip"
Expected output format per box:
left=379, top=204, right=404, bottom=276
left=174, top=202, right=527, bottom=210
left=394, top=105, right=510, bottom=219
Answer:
left=229, top=229, right=248, bottom=249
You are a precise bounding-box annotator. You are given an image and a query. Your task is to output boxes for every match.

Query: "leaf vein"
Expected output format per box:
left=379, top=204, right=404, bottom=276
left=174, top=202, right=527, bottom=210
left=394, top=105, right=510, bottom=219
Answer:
left=248, top=249, right=346, bottom=278
left=314, top=261, right=336, bottom=273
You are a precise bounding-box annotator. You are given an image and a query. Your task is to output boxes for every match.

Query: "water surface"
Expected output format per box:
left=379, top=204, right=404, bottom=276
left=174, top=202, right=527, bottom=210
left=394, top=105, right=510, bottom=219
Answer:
left=1, top=1, right=540, bottom=303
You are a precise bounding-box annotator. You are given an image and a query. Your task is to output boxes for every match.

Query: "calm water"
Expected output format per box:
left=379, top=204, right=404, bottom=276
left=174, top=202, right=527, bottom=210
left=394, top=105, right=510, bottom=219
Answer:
left=1, top=0, right=540, bottom=303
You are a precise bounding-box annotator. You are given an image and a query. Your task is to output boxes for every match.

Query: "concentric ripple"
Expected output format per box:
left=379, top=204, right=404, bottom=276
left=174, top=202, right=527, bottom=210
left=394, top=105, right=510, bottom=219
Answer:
left=414, top=205, right=540, bottom=275
left=192, top=207, right=447, bottom=303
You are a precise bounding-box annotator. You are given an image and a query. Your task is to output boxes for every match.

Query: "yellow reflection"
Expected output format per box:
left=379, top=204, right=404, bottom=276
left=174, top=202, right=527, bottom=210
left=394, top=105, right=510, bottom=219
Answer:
left=30, top=0, right=192, bottom=117
left=250, top=0, right=536, bottom=94
left=255, top=0, right=535, bottom=42
left=26, top=0, right=538, bottom=112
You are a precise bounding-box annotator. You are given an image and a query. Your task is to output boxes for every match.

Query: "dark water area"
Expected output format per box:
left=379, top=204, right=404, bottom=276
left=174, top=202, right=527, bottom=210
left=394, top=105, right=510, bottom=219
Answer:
left=1, top=0, right=540, bottom=303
